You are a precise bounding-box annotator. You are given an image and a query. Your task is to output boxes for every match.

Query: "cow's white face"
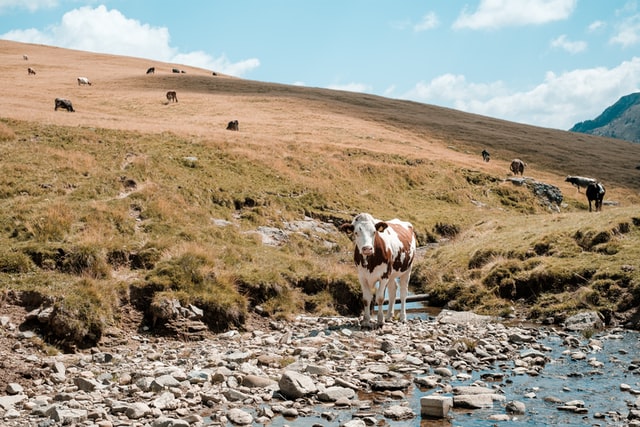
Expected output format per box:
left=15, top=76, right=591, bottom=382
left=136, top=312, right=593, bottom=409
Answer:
left=352, top=218, right=377, bottom=257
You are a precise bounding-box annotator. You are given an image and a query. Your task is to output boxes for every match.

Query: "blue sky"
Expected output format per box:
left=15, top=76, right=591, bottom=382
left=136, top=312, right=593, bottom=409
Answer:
left=2, top=0, right=640, bottom=131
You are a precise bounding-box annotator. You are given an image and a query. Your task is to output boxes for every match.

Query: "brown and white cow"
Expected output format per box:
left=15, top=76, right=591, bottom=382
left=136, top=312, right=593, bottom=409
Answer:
left=27, top=67, right=36, bottom=75
left=340, top=213, right=416, bottom=327
left=510, top=158, right=526, bottom=176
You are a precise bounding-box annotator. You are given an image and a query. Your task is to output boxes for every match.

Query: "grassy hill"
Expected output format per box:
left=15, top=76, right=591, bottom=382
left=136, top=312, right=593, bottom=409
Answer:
left=2, top=40, right=640, bottom=349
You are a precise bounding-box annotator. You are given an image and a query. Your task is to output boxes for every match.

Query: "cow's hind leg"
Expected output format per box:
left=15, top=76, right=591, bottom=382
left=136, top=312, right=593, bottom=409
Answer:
left=385, top=278, right=397, bottom=322
left=397, top=272, right=411, bottom=323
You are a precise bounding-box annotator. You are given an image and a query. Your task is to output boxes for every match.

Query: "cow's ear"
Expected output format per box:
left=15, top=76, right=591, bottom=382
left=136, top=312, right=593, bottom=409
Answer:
left=339, top=223, right=354, bottom=235
left=375, top=222, right=388, bottom=232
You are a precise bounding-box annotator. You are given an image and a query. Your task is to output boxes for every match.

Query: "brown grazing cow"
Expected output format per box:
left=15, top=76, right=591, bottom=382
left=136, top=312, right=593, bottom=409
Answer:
left=27, top=67, right=36, bottom=75
left=166, top=91, right=178, bottom=103
left=226, top=120, right=239, bottom=131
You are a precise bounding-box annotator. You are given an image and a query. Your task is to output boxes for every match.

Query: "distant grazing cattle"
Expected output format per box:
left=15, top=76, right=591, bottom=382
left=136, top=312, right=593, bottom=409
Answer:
left=23, top=55, right=28, bottom=61
left=340, top=213, right=416, bottom=328
left=481, top=149, right=490, bottom=162
left=27, top=67, right=36, bottom=75
left=77, top=77, right=92, bottom=86
left=565, top=175, right=596, bottom=192
left=146, top=67, right=155, bottom=75
left=510, top=159, right=526, bottom=176
left=54, top=98, right=74, bottom=112
left=212, top=72, right=217, bottom=76
left=171, top=68, right=185, bottom=74
left=166, top=91, right=178, bottom=102
left=586, top=182, right=605, bottom=212
left=226, top=120, right=239, bottom=131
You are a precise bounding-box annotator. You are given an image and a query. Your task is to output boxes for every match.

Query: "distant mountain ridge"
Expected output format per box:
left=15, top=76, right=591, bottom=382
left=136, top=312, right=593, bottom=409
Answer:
left=570, top=92, right=640, bottom=143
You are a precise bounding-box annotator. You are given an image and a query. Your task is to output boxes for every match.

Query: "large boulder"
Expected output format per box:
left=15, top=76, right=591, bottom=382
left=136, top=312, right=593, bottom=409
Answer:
left=278, top=370, right=317, bottom=399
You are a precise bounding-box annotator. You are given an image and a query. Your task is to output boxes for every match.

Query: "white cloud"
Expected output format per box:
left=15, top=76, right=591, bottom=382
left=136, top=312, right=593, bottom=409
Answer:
left=0, top=5, right=259, bottom=76
left=588, top=20, right=605, bottom=32
left=172, top=51, right=260, bottom=76
left=0, top=0, right=57, bottom=13
left=453, top=0, right=577, bottom=30
left=403, top=74, right=509, bottom=104
left=414, top=12, right=439, bottom=32
left=383, top=84, right=396, bottom=97
left=610, top=13, right=640, bottom=47
left=2, top=27, right=53, bottom=44
left=550, top=34, right=587, bottom=54
left=326, top=82, right=372, bottom=93
left=401, top=58, right=640, bottom=130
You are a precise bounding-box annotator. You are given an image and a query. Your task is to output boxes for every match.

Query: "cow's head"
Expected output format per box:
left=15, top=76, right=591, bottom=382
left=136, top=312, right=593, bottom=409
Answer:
left=340, top=213, right=387, bottom=257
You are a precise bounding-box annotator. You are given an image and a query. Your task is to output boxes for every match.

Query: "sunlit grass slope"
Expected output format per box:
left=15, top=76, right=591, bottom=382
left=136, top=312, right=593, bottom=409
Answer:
left=2, top=40, right=640, bottom=349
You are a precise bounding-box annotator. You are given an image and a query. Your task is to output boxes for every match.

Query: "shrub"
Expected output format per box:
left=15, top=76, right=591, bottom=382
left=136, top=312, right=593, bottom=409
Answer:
left=574, top=229, right=611, bottom=251
left=0, top=251, right=34, bottom=273
left=433, top=222, right=460, bottom=238
left=45, top=278, right=116, bottom=350
left=61, top=246, right=110, bottom=279
left=468, top=249, right=498, bottom=269
left=0, top=122, right=15, bottom=141
left=143, top=253, right=247, bottom=331
left=32, top=204, right=74, bottom=242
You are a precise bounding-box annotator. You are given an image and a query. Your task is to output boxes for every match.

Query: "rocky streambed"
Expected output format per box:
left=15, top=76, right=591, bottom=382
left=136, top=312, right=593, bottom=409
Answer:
left=1, top=308, right=640, bottom=427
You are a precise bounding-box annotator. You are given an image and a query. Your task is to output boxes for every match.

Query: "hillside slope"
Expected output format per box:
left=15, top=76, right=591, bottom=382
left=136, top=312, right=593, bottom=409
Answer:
left=3, top=40, right=640, bottom=192
left=2, top=40, right=640, bottom=349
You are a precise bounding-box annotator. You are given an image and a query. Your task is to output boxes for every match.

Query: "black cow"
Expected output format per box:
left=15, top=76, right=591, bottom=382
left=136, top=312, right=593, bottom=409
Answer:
left=226, top=120, right=239, bottom=131
left=54, top=98, right=74, bottom=112
left=146, top=67, right=155, bottom=75
left=481, top=149, right=490, bottom=162
left=166, top=91, right=178, bottom=103
left=586, top=182, right=605, bottom=212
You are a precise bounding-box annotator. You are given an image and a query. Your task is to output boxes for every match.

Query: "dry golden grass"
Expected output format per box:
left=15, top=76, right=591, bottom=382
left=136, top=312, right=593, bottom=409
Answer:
left=2, top=40, right=640, bottom=345
left=4, top=40, right=640, bottom=195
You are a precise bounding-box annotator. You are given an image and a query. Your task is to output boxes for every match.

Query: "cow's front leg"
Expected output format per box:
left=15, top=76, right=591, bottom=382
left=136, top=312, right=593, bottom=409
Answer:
left=360, top=282, right=374, bottom=328
left=375, top=280, right=388, bottom=325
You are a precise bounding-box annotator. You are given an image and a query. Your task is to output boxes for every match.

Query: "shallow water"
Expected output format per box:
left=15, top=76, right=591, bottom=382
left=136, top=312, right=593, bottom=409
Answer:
left=258, top=329, right=640, bottom=427
left=254, top=299, right=640, bottom=427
